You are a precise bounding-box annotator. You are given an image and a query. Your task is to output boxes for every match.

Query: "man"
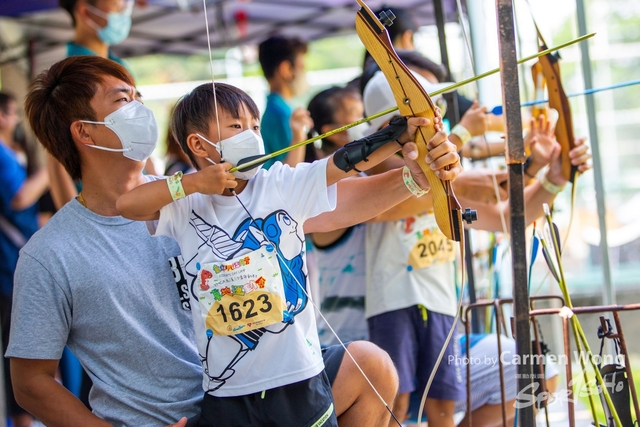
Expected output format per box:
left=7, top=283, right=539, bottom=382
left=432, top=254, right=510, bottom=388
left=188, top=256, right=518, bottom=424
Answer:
left=0, top=92, right=49, bottom=427
left=258, top=36, right=312, bottom=168
left=9, top=55, right=460, bottom=427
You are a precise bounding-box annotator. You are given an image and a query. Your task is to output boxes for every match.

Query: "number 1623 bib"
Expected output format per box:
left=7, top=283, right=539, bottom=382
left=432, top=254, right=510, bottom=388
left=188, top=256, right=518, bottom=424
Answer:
left=197, top=245, right=287, bottom=336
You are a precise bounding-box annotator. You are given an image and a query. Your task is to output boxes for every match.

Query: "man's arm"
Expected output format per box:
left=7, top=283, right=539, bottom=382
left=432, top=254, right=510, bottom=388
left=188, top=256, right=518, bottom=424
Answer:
left=11, top=358, right=189, bottom=427
left=12, top=358, right=111, bottom=427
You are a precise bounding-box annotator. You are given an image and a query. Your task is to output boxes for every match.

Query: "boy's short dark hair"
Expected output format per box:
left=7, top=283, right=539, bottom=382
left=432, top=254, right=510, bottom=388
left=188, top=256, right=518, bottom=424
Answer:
left=170, top=83, right=261, bottom=170
left=59, top=0, right=96, bottom=26
left=25, top=55, right=135, bottom=180
left=258, top=36, right=308, bottom=80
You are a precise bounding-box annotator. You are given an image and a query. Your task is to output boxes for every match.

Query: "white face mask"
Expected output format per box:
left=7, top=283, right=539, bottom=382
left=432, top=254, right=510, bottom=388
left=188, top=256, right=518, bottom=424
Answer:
left=197, top=129, right=265, bottom=180
left=346, top=121, right=369, bottom=141
left=81, top=101, right=158, bottom=162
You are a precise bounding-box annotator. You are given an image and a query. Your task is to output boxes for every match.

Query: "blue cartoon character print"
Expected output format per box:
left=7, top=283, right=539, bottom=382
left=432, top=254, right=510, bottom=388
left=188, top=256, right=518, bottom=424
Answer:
left=186, top=209, right=307, bottom=392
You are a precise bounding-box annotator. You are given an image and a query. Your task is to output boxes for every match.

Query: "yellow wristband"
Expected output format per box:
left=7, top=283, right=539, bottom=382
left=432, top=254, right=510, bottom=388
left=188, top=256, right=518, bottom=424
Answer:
left=167, top=171, right=186, bottom=200
left=402, top=166, right=429, bottom=198
left=451, top=124, right=472, bottom=145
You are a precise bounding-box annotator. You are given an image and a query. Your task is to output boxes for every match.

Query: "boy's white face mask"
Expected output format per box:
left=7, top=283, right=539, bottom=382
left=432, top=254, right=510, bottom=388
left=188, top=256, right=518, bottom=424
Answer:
left=197, top=129, right=265, bottom=180
left=80, top=100, right=158, bottom=162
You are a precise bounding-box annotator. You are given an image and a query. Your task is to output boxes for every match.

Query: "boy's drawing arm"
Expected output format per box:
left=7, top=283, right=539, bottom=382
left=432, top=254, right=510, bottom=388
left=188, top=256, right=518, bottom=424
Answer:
left=117, top=164, right=237, bottom=221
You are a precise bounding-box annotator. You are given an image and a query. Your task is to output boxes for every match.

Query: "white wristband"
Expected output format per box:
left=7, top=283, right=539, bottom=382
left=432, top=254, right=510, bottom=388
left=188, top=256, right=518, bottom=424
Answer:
left=402, top=166, right=429, bottom=197
left=451, top=124, right=472, bottom=145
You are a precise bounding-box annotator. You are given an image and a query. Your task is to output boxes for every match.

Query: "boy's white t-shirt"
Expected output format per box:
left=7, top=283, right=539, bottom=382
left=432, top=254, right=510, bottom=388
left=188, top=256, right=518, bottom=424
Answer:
left=151, top=159, right=337, bottom=397
left=365, top=212, right=457, bottom=319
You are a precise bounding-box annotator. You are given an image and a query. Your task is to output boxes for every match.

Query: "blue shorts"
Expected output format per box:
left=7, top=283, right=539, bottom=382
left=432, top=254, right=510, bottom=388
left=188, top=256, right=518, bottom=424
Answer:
left=368, top=306, right=464, bottom=401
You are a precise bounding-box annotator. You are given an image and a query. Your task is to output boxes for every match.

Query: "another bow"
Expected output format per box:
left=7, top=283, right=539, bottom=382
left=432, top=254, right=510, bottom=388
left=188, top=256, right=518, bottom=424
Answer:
left=531, top=27, right=578, bottom=184
left=354, top=0, right=477, bottom=242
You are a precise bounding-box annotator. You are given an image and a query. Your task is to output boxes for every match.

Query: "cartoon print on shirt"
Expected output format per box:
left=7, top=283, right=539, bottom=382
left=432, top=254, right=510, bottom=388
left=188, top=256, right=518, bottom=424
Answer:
left=185, top=209, right=308, bottom=392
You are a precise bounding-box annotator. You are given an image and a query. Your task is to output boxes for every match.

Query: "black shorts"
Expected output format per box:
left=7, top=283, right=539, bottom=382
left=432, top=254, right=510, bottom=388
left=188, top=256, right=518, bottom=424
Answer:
left=322, top=343, right=346, bottom=385
left=198, top=371, right=338, bottom=427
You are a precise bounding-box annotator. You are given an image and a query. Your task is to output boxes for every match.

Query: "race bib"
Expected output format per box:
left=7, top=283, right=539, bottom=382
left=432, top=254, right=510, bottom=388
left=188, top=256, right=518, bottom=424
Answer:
left=408, top=229, right=456, bottom=269
left=197, top=245, right=287, bottom=336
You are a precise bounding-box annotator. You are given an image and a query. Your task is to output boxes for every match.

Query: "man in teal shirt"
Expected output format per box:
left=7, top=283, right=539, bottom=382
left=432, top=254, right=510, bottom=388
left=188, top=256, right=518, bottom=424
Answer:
left=60, top=0, right=133, bottom=69
left=258, top=36, right=312, bottom=169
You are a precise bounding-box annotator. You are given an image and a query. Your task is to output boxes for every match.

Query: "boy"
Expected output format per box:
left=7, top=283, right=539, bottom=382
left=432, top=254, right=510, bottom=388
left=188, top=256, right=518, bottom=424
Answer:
left=116, top=82, right=461, bottom=426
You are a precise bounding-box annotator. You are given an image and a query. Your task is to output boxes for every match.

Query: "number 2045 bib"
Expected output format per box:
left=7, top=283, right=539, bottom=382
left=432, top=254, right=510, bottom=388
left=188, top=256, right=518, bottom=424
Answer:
left=197, top=245, right=287, bottom=336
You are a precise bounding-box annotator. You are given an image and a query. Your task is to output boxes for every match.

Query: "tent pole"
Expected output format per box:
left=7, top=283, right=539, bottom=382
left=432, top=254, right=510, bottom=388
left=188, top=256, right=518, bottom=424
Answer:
left=494, top=1, right=534, bottom=426
left=575, top=0, right=615, bottom=307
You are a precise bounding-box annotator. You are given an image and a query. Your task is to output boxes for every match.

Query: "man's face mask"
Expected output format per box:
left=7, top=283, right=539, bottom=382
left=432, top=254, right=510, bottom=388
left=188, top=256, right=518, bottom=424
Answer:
left=85, top=1, right=133, bottom=45
left=80, top=100, right=158, bottom=162
left=197, top=130, right=265, bottom=180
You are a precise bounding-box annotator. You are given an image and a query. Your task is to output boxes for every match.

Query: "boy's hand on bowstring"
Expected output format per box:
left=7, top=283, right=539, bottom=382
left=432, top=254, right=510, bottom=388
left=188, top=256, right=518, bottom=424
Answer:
left=196, top=162, right=237, bottom=195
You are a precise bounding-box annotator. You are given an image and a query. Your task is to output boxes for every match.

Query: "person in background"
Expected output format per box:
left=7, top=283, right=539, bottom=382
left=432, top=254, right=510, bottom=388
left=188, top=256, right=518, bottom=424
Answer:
left=307, top=84, right=588, bottom=426
left=50, top=0, right=157, bottom=210
left=0, top=92, right=49, bottom=427
left=59, top=0, right=133, bottom=67
left=258, top=36, right=313, bottom=168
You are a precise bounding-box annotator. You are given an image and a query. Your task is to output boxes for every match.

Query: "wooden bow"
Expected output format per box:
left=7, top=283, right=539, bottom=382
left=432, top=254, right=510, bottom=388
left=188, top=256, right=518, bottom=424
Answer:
left=354, top=0, right=474, bottom=242
left=531, top=28, right=578, bottom=183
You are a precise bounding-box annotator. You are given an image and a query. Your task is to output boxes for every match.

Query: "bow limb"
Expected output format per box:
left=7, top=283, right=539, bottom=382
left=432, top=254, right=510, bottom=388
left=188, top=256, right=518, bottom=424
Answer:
left=355, top=0, right=466, bottom=242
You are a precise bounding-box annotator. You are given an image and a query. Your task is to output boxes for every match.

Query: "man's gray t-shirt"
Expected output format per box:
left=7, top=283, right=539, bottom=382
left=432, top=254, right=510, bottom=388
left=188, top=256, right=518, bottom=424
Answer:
left=6, top=199, right=203, bottom=427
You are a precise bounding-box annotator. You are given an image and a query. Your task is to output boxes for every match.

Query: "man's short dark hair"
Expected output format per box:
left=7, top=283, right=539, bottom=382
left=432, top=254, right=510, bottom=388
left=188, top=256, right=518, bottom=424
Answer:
left=170, top=83, right=261, bottom=170
left=258, top=36, right=308, bottom=80
left=25, top=55, right=135, bottom=180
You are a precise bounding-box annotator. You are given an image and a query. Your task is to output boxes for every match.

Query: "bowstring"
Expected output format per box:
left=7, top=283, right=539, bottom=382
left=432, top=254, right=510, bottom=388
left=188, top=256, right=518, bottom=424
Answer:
left=203, top=0, right=222, bottom=149
left=392, top=52, right=467, bottom=426
left=201, top=2, right=400, bottom=425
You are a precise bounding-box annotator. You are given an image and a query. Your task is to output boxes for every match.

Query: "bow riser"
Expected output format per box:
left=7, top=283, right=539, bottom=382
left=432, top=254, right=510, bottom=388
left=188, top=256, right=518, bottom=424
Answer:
left=355, top=5, right=461, bottom=241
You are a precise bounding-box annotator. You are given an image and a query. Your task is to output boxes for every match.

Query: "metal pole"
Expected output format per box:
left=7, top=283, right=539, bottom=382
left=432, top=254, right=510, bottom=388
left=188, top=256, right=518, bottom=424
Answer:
left=575, top=0, right=615, bottom=306
left=433, top=0, right=481, bottom=334
left=494, top=1, right=534, bottom=425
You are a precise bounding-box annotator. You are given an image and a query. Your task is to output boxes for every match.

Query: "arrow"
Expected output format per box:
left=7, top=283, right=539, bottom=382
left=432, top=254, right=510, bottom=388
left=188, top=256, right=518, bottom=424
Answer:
left=490, top=77, right=640, bottom=115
